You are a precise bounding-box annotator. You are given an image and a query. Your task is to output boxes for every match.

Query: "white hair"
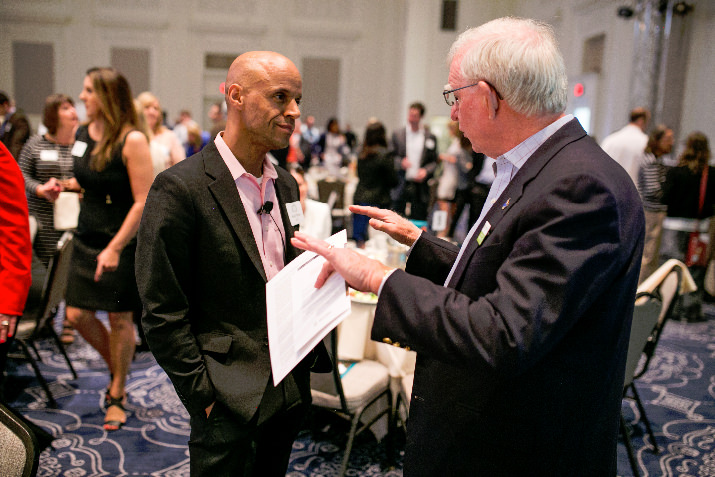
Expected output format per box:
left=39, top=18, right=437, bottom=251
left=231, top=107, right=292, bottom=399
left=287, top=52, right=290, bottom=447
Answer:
left=447, top=17, right=568, bottom=117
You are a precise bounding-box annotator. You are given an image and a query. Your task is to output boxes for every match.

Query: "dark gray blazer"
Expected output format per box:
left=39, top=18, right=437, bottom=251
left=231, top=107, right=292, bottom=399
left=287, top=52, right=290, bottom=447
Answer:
left=390, top=126, right=439, bottom=179
left=373, top=119, right=645, bottom=476
left=136, top=141, right=329, bottom=422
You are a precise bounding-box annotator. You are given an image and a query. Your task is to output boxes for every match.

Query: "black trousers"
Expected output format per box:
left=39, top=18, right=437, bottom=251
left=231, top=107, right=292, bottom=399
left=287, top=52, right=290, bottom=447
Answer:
left=188, top=399, right=308, bottom=477
left=402, top=180, right=430, bottom=221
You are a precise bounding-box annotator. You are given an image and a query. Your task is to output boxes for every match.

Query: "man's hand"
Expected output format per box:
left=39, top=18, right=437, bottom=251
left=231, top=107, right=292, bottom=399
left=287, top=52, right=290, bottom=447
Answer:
left=413, top=167, right=427, bottom=182
left=290, top=232, right=392, bottom=294
left=349, top=205, right=421, bottom=247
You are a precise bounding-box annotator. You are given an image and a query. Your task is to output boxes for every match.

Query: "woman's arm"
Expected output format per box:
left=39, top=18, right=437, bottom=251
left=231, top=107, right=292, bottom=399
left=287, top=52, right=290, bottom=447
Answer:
left=168, top=130, right=186, bottom=166
left=94, top=129, right=153, bottom=282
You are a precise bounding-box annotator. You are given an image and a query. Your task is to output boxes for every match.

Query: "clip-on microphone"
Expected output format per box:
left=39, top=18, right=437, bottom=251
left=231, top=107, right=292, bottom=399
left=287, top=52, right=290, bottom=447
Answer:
left=257, top=200, right=274, bottom=215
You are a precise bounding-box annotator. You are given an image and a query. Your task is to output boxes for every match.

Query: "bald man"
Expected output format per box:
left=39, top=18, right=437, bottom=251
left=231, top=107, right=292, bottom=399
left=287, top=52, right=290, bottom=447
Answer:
left=136, top=51, right=330, bottom=476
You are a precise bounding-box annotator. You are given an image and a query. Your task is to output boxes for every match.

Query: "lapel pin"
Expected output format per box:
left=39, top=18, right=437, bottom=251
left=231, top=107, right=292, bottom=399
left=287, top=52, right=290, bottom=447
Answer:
left=476, top=221, right=491, bottom=245
left=501, top=198, right=510, bottom=210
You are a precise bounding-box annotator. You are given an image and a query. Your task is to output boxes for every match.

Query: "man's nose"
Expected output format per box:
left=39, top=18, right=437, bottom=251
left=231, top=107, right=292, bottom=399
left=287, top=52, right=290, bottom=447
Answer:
left=286, top=99, right=301, bottom=118
left=450, top=103, right=459, bottom=121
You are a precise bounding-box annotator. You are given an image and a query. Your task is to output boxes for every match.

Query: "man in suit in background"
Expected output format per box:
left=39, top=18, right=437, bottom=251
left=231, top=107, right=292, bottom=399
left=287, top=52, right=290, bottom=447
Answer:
left=136, top=51, right=329, bottom=477
left=390, top=102, right=438, bottom=221
left=0, top=91, right=31, bottom=161
left=292, top=17, right=644, bottom=476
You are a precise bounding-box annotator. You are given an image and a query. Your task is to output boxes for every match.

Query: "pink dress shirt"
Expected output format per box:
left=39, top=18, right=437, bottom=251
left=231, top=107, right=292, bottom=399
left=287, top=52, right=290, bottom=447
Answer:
left=214, top=134, right=287, bottom=281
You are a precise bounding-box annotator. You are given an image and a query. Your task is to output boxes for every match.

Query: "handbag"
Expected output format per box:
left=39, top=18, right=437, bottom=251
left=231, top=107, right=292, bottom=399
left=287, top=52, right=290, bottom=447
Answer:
left=53, top=191, right=80, bottom=231
left=684, top=166, right=709, bottom=267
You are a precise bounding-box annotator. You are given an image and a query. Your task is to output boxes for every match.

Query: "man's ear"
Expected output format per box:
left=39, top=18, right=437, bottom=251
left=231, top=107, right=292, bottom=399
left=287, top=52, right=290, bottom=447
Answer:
left=480, top=81, right=499, bottom=119
left=227, top=84, right=243, bottom=109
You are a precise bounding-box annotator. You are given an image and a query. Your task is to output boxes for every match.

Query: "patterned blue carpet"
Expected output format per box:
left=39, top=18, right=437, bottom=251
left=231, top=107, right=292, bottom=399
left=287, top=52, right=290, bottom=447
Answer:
left=619, top=310, right=715, bottom=477
left=3, top=307, right=714, bottom=476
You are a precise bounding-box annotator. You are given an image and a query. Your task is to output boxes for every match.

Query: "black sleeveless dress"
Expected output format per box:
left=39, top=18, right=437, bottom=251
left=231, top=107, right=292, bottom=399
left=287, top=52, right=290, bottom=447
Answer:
left=64, top=125, right=141, bottom=311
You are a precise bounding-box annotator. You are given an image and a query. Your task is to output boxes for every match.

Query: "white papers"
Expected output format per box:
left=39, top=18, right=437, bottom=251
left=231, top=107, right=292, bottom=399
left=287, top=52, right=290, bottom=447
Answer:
left=267, top=230, right=351, bottom=385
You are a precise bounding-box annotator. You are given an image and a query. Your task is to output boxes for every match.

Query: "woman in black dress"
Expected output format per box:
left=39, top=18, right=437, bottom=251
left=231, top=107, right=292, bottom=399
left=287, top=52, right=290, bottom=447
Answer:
left=65, top=67, right=153, bottom=430
left=352, top=121, right=398, bottom=247
left=660, top=132, right=714, bottom=322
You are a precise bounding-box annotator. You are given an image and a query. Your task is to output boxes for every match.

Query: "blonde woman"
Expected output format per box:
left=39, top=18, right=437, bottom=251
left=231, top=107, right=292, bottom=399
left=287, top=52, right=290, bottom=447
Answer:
left=65, top=67, right=153, bottom=430
left=135, top=91, right=185, bottom=177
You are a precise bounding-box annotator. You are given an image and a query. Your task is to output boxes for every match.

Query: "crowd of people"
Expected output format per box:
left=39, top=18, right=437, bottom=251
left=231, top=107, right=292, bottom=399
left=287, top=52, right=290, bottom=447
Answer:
left=603, top=108, right=713, bottom=322
left=0, top=14, right=712, bottom=476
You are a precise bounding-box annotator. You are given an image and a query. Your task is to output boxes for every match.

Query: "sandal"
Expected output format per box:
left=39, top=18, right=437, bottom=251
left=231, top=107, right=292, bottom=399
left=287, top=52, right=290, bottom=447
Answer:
left=60, top=321, right=75, bottom=345
left=103, top=374, right=114, bottom=408
left=103, top=394, right=127, bottom=431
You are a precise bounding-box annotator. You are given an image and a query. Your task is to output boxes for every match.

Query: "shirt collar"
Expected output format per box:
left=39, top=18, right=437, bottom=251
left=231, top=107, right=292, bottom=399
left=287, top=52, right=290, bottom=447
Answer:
left=498, top=114, right=574, bottom=171
left=214, top=132, right=279, bottom=182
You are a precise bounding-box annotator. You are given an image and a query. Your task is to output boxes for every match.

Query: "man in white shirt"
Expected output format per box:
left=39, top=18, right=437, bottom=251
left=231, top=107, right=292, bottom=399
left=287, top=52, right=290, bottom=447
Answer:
left=390, top=102, right=438, bottom=220
left=600, top=107, right=650, bottom=185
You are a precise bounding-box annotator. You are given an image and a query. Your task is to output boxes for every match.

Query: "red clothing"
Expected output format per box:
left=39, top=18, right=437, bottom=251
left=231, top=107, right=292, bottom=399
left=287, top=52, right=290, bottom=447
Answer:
left=0, top=142, right=32, bottom=315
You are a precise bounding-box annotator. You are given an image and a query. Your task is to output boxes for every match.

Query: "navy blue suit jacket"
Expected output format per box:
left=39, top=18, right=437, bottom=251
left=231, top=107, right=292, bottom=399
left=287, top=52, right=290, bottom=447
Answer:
left=373, top=119, right=644, bottom=475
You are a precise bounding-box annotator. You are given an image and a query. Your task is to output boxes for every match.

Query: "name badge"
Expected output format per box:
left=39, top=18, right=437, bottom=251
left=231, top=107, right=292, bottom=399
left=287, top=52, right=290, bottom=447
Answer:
left=71, top=141, right=88, bottom=157
left=286, top=201, right=304, bottom=226
left=476, top=221, right=491, bottom=245
left=40, top=149, right=59, bottom=161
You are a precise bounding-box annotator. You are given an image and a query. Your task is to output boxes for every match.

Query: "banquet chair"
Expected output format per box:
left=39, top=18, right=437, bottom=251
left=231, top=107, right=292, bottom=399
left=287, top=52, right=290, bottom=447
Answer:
left=620, top=291, right=662, bottom=476
left=638, top=265, right=682, bottom=375
left=317, top=178, right=348, bottom=233
left=393, top=372, right=414, bottom=432
left=0, top=402, right=39, bottom=477
left=11, top=232, right=77, bottom=407
left=311, top=328, right=393, bottom=477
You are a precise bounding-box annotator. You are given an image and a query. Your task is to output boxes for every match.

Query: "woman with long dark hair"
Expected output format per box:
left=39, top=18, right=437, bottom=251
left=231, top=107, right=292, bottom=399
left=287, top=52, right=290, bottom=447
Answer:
left=65, top=67, right=153, bottom=430
left=660, top=132, right=713, bottom=322
left=352, top=121, right=398, bottom=247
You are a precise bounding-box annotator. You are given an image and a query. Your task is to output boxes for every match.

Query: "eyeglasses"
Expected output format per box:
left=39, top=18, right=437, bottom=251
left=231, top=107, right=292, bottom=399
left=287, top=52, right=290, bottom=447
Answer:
left=443, top=80, right=503, bottom=106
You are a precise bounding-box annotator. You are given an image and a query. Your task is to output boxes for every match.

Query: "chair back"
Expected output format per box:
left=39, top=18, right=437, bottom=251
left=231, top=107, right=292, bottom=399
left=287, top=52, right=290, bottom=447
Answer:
left=311, top=328, right=349, bottom=411
left=0, top=403, right=39, bottom=477
left=34, top=232, right=74, bottom=331
left=638, top=266, right=681, bottom=378
left=623, top=292, right=662, bottom=389
left=654, top=266, right=681, bottom=330
left=318, top=179, right=345, bottom=211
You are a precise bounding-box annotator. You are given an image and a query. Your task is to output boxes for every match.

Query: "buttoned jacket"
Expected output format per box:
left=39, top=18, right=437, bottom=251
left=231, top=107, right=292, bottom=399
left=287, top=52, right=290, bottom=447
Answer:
left=373, top=119, right=645, bottom=475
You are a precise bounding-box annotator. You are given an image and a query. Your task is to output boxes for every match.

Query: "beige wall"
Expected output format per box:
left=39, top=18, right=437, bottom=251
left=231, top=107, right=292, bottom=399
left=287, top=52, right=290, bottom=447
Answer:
left=1, top=0, right=712, bottom=149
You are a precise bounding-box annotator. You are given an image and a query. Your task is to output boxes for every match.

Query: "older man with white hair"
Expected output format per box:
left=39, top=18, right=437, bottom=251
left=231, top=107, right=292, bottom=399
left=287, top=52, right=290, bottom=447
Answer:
left=292, top=17, right=644, bottom=475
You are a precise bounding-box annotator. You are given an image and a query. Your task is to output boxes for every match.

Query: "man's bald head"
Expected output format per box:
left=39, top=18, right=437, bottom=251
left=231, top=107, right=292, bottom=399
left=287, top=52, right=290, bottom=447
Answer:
left=226, top=51, right=300, bottom=99
left=221, top=51, right=302, bottom=169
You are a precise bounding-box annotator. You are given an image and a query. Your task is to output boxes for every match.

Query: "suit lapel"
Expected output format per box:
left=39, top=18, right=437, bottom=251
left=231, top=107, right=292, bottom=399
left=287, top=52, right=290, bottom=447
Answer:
left=447, top=119, right=587, bottom=287
left=274, top=169, right=300, bottom=263
left=203, top=143, right=268, bottom=282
